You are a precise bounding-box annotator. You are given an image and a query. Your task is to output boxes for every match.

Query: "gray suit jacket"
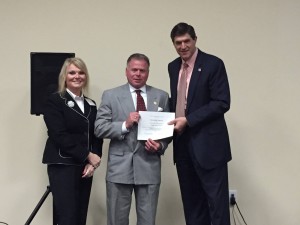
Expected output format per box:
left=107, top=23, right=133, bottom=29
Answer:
left=94, top=84, right=170, bottom=185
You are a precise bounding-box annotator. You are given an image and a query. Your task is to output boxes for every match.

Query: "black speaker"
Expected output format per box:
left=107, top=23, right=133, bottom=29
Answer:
left=30, top=52, right=75, bottom=115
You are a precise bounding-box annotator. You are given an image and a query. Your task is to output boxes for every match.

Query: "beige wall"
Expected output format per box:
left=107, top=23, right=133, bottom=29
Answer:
left=1, top=0, right=300, bottom=224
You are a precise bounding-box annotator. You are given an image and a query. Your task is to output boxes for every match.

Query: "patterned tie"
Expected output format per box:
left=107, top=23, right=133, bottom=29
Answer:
left=135, top=90, right=147, bottom=112
left=175, top=63, right=188, bottom=117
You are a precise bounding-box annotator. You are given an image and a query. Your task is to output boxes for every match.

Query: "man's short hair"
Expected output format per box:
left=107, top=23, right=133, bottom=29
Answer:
left=170, top=22, right=197, bottom=42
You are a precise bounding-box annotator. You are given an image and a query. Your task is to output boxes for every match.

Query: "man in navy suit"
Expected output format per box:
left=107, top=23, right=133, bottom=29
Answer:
left=168, top=22, right=232, bottom=225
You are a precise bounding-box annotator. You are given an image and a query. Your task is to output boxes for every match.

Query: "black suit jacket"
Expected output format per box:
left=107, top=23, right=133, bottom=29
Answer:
left=43, top=92, right=103, bottom=165
left=168, top=50, right=231, bottom=169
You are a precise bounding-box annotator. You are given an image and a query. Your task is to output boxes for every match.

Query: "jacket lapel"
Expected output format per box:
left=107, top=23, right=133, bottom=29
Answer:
left=84, top=98, right=92, bottom=117
left=170, top=59, right=182, bottom=111
left=186, top=50, right=203, bottom=112
left=118, top=84, right=135, bottom=116
left=62, top=92, right=87, bottom=118
left=146, top=86, right=158, bottom=112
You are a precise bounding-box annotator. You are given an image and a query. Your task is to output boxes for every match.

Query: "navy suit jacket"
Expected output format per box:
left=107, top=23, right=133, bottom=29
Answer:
left=168, top=50, right=231, bottom=169
left=43, top=91, right=103, bottom=165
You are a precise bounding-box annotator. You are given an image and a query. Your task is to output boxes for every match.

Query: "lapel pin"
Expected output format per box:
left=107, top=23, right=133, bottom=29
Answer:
left=67, top=101, right=75, bottom=108
left=198, top=68, right=202, bottom=72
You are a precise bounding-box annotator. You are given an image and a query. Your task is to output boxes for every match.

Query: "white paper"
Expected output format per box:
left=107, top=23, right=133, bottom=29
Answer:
left=137, top=111, right=175, bottom=140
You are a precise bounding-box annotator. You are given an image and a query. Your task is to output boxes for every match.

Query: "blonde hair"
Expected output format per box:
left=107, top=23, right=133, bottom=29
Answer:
left=58, top=57, right=89, bottom=94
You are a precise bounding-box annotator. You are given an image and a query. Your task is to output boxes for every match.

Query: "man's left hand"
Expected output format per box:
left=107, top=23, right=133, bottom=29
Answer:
left=145, top=139, right=161, bottom=153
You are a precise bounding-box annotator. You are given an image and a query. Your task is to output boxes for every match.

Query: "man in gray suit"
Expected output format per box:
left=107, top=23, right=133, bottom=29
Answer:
left=94, top=53, right=170, bottom=225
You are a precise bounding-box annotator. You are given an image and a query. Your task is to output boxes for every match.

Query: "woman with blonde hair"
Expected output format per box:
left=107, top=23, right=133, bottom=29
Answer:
left=42, top=57, right=103, bottom=225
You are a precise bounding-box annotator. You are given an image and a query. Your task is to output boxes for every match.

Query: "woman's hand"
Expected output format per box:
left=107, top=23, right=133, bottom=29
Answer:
left=87, top=152, right=101, bottom=168
left=82, top=163, right=96, bottom=178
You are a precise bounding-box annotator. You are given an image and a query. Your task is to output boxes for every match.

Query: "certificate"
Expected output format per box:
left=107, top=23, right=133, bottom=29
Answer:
left=137, top=111, right=175, bottom=140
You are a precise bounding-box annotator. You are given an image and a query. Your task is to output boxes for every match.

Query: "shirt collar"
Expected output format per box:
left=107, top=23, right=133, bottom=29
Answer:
left=128, top=84, right=146, bottom=93
left=66, top=88, right=84, bottom=99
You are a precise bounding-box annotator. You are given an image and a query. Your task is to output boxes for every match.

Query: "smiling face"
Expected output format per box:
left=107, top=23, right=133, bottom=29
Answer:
left=126, top=59, right=149, bottom=89
left=65, top=63, right=86, bottom=95
left=173, top=33, right=197, bottom=61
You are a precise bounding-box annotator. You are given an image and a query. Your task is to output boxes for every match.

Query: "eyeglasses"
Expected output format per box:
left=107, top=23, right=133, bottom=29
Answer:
left=68, top=70, right=85, bottom=75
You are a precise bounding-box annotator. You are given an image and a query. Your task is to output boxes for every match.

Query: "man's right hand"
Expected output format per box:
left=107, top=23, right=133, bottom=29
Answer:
left=168, top=117, right=188, bottom=133
left=125, top=112, right=141, bottom=129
